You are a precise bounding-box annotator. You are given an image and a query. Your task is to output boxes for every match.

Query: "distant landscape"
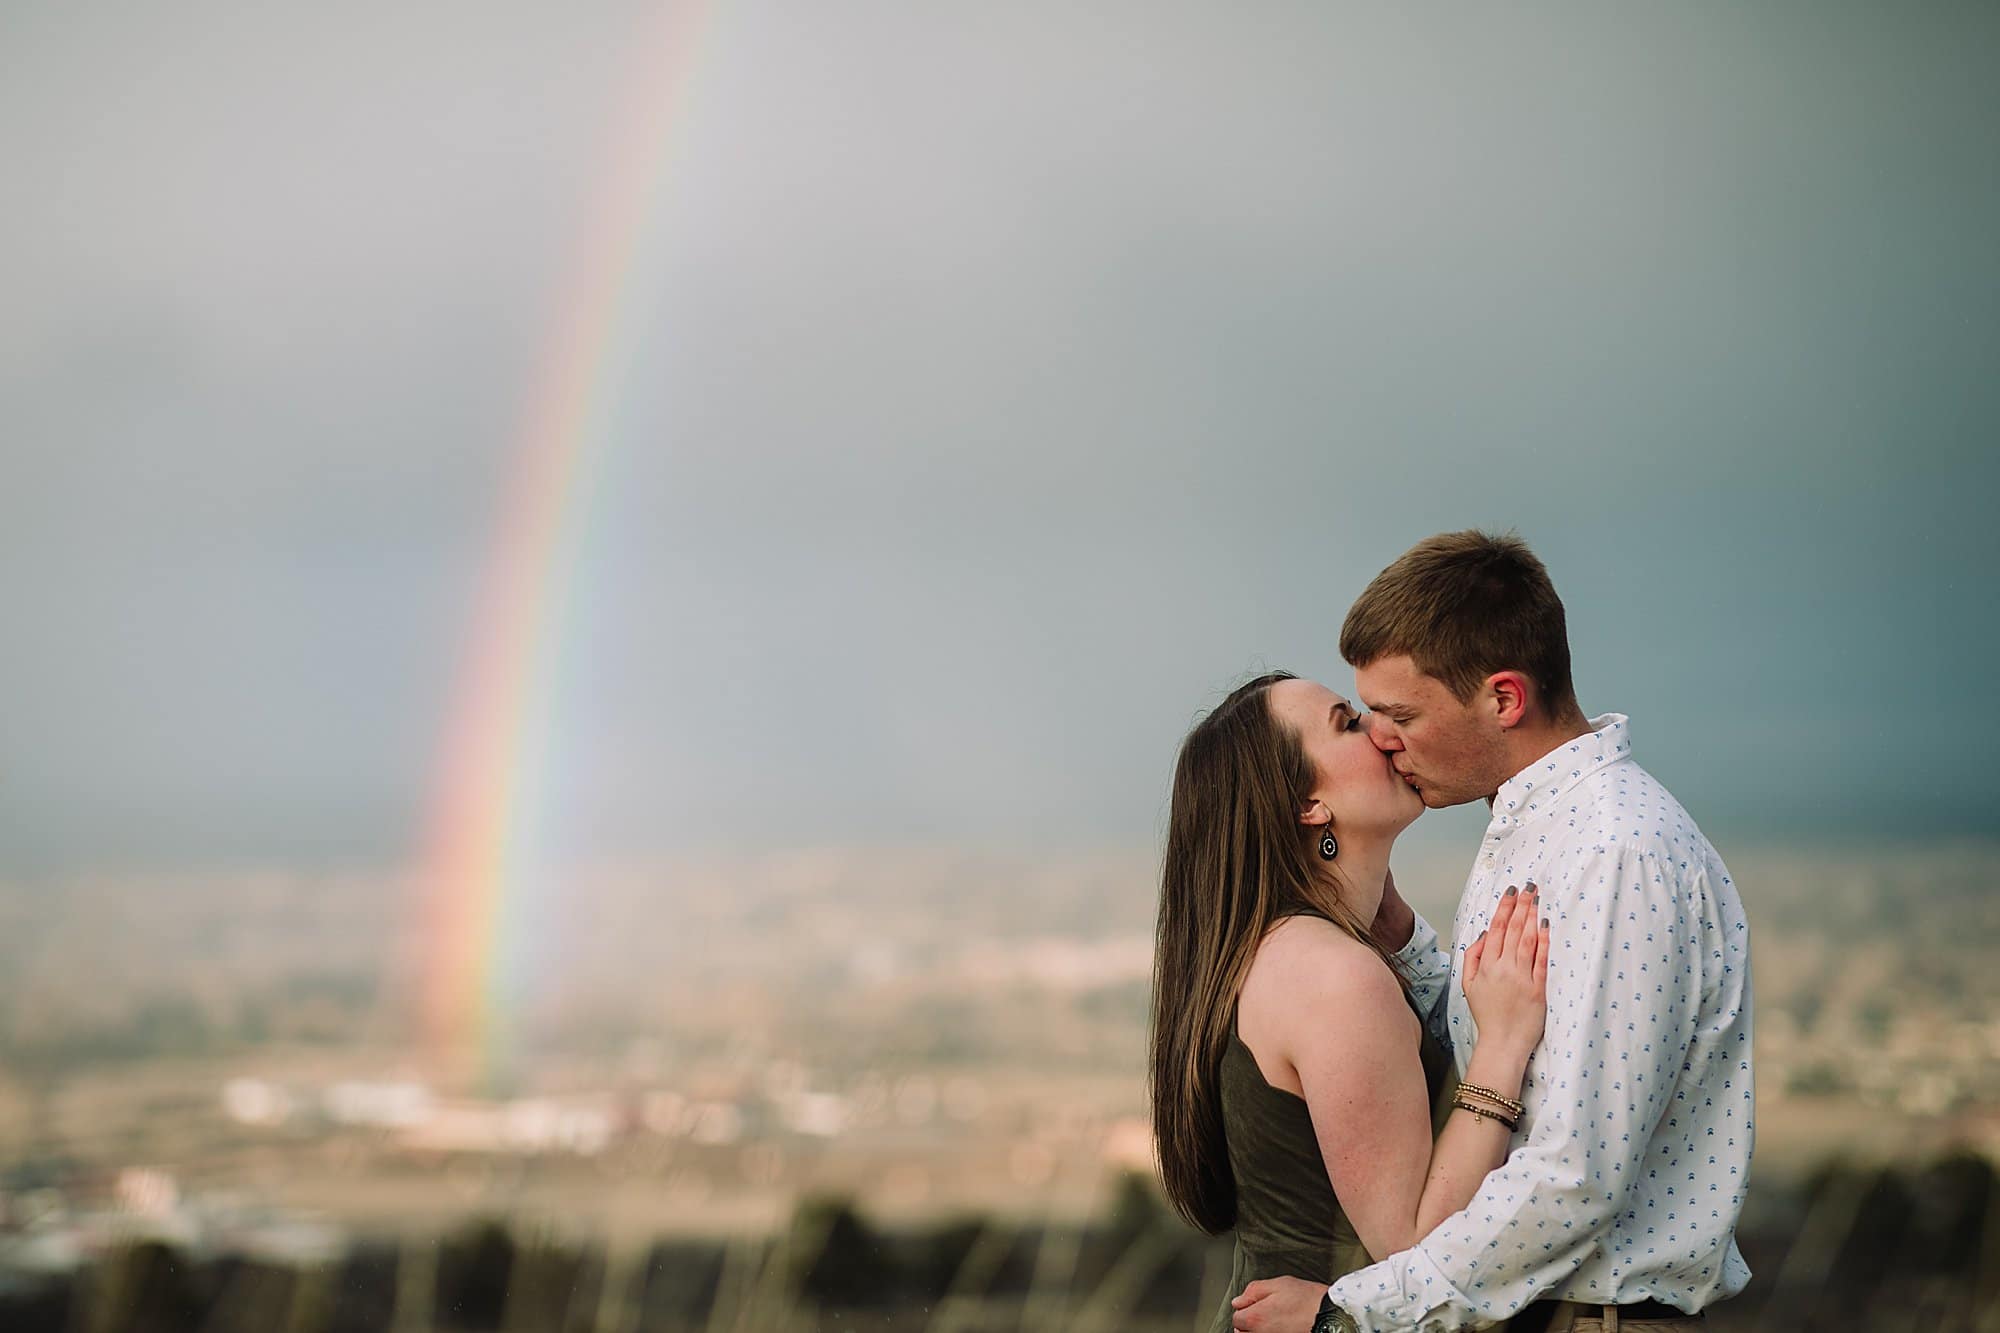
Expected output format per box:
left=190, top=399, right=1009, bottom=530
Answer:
left=2, top=839, right=1998, bottom=1327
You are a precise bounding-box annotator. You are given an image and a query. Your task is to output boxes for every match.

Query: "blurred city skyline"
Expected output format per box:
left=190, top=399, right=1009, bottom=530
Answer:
left=4, top=0, right=1997, bottom=873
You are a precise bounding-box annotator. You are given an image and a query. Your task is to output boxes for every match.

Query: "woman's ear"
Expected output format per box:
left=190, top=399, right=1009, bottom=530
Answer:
left=1298, top=799, right=1333, bottom=828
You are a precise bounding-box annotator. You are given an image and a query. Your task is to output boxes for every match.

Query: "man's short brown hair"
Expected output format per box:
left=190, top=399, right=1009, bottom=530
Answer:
left=1340, top=530, right=1580, bottom=720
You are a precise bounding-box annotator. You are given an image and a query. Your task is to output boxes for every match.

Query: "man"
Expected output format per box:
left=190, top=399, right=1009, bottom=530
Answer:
left=1231, top=531, right=1753, bottom=1333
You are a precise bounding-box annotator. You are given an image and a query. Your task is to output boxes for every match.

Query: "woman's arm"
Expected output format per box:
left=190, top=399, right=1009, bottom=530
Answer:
left=1263, top=886, right=1547, bottom=1261
left=1410, top=1019, right=1533, bottom=1239
left=1412, top=885, right=1547, bottom=1238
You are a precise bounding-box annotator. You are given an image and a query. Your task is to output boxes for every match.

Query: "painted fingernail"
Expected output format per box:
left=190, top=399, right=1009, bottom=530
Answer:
left=1541, top=917, right=1550, bottom=929
left=1504, top=885, right=1517, bottom=896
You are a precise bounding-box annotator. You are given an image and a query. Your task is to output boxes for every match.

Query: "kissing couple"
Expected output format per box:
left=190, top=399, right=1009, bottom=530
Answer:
left=1151, top=531, right=1753, bottom=1333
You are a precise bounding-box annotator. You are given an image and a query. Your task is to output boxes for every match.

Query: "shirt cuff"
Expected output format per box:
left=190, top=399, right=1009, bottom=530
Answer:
left=1328, top=1244, right=1473, bottom=1333
left=1393, top=909, right=1443, bottom=966
left=1394, top=910, right=1452, bottom=1001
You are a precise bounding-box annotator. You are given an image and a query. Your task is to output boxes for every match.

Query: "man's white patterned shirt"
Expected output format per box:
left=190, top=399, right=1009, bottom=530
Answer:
left=1349, top=714, right=1756, bottom=1330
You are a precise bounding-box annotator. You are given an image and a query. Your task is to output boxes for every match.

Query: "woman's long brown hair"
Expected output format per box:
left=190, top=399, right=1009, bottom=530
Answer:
left=1148, top=671, right=1410, bottom=1234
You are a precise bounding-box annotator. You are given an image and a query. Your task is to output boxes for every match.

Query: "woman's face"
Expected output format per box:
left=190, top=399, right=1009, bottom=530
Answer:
left=1268, top=678, right=1424, bottom=841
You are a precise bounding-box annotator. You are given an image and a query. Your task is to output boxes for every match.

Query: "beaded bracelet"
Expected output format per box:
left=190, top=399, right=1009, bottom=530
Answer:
left=1457, top=1082, right=1525, bottom=1116
left=1456, top=1088, right=1524, bottom=1124
left=1451, top=1091, right=1521, bottom=1130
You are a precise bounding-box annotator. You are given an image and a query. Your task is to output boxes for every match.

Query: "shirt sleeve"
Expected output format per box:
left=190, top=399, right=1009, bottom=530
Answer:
left=1329, top=848, right=1706, bottom=1332
left=1393, top=909, right=1455, bottom=1056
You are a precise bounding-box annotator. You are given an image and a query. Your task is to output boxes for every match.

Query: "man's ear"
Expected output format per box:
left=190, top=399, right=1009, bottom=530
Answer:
left=1488, top=671, right=1533, bottom=729
left=1298, top=799, right=1332, bottom=828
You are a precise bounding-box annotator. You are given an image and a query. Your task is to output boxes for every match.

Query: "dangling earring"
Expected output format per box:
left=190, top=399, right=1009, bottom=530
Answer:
left=1318, top=828, right=1339, bottom=861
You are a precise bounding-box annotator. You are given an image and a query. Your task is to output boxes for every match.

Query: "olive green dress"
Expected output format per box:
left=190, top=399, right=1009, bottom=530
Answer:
left=1205, top=955, right=1458, bottom=1333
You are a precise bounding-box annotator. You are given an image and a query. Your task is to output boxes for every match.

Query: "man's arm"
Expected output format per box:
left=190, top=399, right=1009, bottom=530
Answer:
left=1376, top=869, right=1455, bottom=1056
left=1324, top=849, right=1707, bottom=1332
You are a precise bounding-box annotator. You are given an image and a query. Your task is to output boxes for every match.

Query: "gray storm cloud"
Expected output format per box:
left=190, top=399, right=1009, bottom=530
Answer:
left=2, top=0, right=1995, bottom=868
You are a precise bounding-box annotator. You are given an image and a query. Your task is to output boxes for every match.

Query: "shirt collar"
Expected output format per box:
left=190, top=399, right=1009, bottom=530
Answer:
left=1486, top=713, right=1632, bottom=835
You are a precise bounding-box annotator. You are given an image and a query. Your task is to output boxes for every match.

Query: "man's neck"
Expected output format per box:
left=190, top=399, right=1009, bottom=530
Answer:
left=1487, top=712, right=1596, bottom=805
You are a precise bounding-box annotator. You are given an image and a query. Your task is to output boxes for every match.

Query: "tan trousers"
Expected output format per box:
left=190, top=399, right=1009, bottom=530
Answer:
left=1533, top=1302, right=1706, bottom=1332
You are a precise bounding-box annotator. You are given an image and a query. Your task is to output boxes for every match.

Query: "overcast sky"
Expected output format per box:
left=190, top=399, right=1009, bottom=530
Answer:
left=3, top=1, right=1996, bottom=872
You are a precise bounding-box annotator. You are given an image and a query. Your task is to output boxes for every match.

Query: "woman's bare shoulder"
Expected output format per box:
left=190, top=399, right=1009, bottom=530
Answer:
left=1242, top=916, right=1411, bottom=1029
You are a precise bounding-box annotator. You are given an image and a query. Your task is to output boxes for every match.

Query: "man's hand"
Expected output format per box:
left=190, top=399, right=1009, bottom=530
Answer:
left=1369, top=866, right=1416, bottom=953
left=1231, top=1275, right=1325, bottom=1333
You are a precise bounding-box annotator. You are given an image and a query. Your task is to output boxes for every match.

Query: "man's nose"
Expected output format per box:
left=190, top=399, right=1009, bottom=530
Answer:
left=1363, top=714, right=1402, bottom=751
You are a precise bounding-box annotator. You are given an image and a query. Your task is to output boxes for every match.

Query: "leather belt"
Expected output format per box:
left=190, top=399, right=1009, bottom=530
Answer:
left=1593, top=1301, right=1686, bottom=1319
left=1514, top=1297, right=1698, bottom=1331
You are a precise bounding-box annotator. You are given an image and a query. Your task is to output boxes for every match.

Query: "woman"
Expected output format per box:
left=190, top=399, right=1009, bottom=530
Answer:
left=1149, top=672, right=1549, bottom=1333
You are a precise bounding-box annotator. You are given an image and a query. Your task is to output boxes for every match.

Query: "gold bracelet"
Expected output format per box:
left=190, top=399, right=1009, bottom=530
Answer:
left=1457, top=1082, right=1525, bottom=1115
left=1451, top=1092, right=1520, bottom=1130
left=1464, top=1088, right=1520, bottom=1112
left=1458, top=1081, right=1523, bottom=1111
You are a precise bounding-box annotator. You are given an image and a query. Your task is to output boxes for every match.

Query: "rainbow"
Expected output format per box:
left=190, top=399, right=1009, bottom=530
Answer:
left=415, top=0, right=713, bottom=1087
